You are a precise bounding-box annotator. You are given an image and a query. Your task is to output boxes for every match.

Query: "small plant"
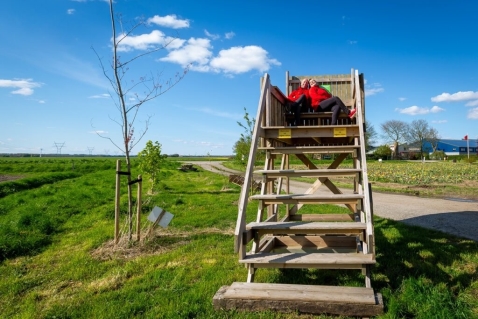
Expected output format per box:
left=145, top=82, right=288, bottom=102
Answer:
left=137, top=140, right=166, bottom=194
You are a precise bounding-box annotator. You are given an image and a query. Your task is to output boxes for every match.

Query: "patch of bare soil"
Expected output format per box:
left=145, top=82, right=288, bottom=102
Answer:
left=91, top=228, right=234, bottom=261
left=0, top=175, right=25, bottom=183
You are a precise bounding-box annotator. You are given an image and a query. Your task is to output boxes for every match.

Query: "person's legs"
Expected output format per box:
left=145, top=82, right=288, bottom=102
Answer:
left=331, top=104, right=341, bottom=124
left=319, top=96, right=352, bottom=124
left=291, top=94, right=306, bottom=125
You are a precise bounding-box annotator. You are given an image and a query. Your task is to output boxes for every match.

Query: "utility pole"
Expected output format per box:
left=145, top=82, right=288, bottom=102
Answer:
left=40, top=148, right=43, bottom=158
left=87, top=147, right=95, bottom=156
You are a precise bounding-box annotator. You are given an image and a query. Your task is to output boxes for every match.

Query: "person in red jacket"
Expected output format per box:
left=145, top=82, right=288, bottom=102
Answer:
left=285, top=78, right=310, bottom=126
left=308, top=79, right=356, bottom=125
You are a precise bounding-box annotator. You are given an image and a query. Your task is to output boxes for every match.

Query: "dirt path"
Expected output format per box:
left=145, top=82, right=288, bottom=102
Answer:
left=191, top=161, right=478, bottom=242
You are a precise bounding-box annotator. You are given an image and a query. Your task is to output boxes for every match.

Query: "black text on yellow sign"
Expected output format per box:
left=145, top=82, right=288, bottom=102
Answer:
left=278, top=129, right=291, bottom=139
left=333, top=127, right=347, bottom=137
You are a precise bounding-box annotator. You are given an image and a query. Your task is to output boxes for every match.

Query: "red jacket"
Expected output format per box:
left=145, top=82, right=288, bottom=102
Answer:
left=309, top=85, right=332, bottom=110
left=288, top=87, right=310, bottom=103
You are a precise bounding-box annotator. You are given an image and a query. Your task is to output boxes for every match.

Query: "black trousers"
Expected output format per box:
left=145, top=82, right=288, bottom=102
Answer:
left=287, top=94, right=309, bottom=126
left=318, top=96, right=350, bottom=124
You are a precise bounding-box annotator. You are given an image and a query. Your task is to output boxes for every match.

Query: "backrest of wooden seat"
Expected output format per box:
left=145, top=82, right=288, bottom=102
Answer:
left=286, top=69, right=365, bottom=121
left=287, top=71, right=354, bottom=102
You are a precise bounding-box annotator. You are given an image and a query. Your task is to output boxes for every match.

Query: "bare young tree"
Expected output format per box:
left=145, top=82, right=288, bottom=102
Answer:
left=380, top=120, right=409, bottom=159
left=406, top=119, right=432, bottom=159
left=364, top=121, right=378, bottom=151
left=94, top=0, right=189, bottom=241
left=428, top=127, right=440, bottom=153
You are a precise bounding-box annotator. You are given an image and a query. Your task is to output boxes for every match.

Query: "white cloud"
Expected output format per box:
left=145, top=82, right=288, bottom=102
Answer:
left=38, top=100, right=45, bottom=104
left=225, top=32, right=235, bottom=39
left=116, top=30, right=184, bottom=52
left=396, top=105, right=445, bottom=115
left=67, top=9, right=75, bottom=15
left=465, top=99, right=478, bottom=107
left=204, top=30, right=220, bottom=40
left=89, top=130, right=108, bottom=134
left=431, top=91, right=478, bottom=102
left=160, top=37, right=213, bottom=70
left=398, top=97, right=407, bottom=101
left=89, top=93, right=110, bottom=99
left=430, top=105, right=445, bottom=113
left=0, top=79, right=42, bottom=96
left=468, top=108, right=478, bottom=119
left=348, top=40, right=357, bottom=45
left=147, top=14, right=190, bottom=29
left=209, top=45, right=281, bottom=74
left=431, top=120, right=447, bottom=124
left=364, top=82, right=383, bottom=96
left=366, top=87, right=384, bottom=96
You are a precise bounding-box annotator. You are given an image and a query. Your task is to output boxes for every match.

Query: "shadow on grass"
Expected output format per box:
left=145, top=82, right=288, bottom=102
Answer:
left=259, top=217, right=478, bottom=317
left=373, top=216, right=478, bottom=291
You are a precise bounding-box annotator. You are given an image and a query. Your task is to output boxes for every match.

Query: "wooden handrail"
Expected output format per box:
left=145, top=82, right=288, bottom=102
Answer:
left=234, top=73, right=270, bottom=254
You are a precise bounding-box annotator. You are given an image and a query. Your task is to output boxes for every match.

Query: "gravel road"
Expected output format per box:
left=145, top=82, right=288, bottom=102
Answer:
left=191, top=161, right=478, bottom=242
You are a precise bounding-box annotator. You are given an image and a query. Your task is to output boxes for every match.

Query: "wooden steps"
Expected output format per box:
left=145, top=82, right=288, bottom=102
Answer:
left=217, top=70, right=382, bottom=317
left=213, top=282, right=384, bottom=317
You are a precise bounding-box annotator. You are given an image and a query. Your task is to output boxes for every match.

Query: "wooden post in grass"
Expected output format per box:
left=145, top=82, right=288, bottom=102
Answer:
left=115, top=160, right=121, bottom=244
left=136, top=175, right=142, bottom=241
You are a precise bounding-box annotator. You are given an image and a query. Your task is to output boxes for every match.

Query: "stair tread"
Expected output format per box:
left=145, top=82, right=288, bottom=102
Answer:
left=255, top=168, right=361, bottom=176
left=240, top=251, right=375, bottom=265
left=213, top=283, right=384, bottom=316
left=246, top=221, right=366, bottom=230
left=222, top=282, right=377, bottom=304
left=250, top=194, right=363, bottom=200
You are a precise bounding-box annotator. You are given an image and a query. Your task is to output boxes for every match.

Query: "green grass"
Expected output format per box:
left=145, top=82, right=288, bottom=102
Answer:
left=0, top=158, right=477, bottom=318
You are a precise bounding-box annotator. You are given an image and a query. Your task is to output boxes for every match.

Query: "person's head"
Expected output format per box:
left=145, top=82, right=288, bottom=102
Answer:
left=309, top=79, right=317, bottom=87
left=300, top=78, right=309, bottom=89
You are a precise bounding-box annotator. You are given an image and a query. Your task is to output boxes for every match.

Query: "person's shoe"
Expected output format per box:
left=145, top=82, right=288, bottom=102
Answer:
left=348, top=108, right=356, bottom=119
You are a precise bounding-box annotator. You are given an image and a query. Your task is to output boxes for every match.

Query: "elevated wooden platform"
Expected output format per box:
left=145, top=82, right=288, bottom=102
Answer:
left=214, top=69, right=382, bottom=317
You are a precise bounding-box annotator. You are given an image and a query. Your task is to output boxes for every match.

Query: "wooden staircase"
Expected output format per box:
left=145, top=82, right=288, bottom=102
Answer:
left=213, top=70, right=383, bottom=317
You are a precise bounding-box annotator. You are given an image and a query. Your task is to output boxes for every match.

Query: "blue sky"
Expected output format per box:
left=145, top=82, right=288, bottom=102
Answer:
left=1, top=0, right=477, bottom=156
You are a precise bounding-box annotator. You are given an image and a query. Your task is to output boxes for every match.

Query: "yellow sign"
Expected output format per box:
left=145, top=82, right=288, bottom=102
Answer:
left=333, top=127, right=347, bottom=137
left=278, top=129, right=291, bottom=139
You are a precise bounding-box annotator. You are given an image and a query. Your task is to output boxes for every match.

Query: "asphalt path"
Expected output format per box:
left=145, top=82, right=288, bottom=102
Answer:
left=191, top=161, right=478, bottom=242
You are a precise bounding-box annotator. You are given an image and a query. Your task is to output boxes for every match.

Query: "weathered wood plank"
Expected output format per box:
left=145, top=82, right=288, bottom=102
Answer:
left=262, top=126, right=360, bottom=139
left=246, top=221, right=366, bottom=230
left=257, top=145, right=358, bottom=155
left=240, top=251, right=375, bottom=265
left=289, top=213, right=355, bottom=222
left=250, top=193, right=363, bottom=205
left=255, top=168, right=360, bottom=178
left=274, top=235, right=357, bottom=248
left=213, top=283, right=384, bottom=316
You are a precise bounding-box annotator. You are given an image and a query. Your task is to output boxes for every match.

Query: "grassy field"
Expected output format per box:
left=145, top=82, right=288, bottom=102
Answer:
left=0, top=157, right=477, bottom=318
